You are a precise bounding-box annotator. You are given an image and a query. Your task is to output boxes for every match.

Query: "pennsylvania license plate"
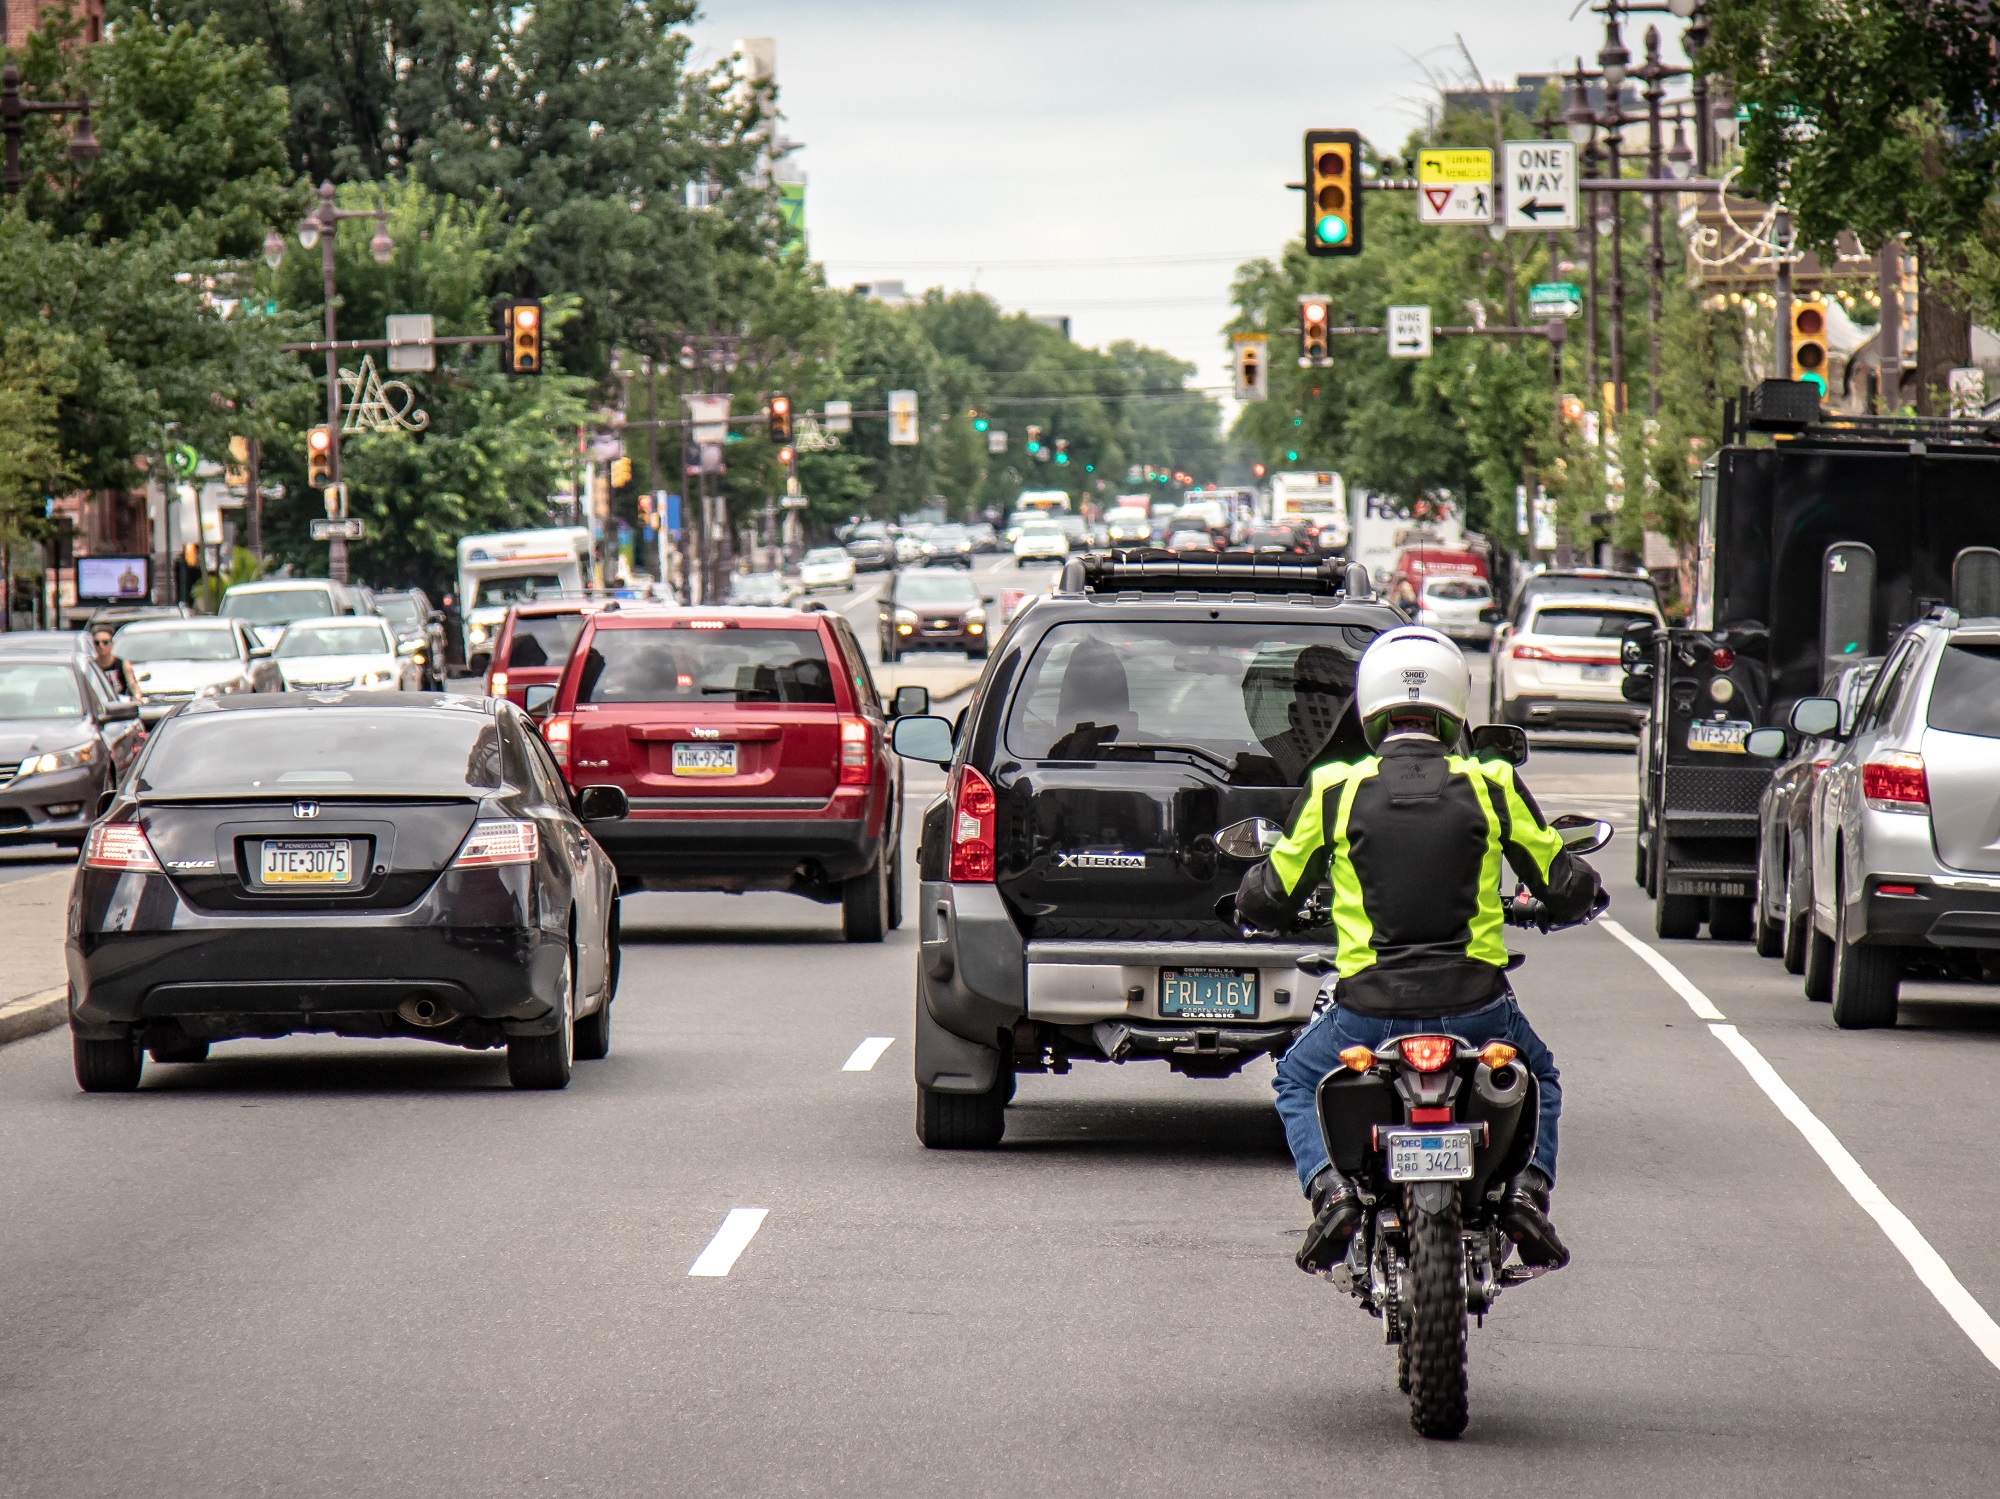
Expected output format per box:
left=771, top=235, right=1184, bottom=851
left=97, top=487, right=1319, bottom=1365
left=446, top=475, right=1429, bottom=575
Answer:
left=1580, top=663, right=1613, bottom=682
left=1687, top=719, right=1752, bottom=753
left=261, top=839, right=352, bottom=885
left=672, top=742, right=738, bottom=776
left=1158, top=966, right=1257, bottom=1019
left=1386, top=1128, right=1475, bottom=1183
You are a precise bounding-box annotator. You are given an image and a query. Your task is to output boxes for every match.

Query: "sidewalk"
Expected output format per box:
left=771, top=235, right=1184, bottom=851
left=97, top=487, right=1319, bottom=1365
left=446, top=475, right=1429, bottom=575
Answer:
left=0, top=869, right=72, bottom=1045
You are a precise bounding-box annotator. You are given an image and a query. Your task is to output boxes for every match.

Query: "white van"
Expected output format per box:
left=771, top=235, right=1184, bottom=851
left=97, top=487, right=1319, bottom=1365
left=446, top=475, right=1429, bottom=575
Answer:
left=456, top=528, right=592, bottom=673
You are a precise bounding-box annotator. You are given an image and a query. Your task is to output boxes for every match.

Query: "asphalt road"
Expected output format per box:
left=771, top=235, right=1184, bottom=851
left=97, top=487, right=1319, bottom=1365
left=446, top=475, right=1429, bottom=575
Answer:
left=3, top=580, right=1996, bottom=1495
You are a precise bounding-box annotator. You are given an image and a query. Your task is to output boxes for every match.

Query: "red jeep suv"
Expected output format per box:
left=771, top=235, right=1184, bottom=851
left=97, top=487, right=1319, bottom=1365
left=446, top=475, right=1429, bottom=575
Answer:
left=534, top=604, right=911, bottom=940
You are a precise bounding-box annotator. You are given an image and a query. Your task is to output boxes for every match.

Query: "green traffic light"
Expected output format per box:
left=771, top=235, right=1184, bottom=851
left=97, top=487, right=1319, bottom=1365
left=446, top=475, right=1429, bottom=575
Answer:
left=1026, top=440, right=1041, bottom=453
left=1286, top=450, right=1299, bottom=461
left=1055, top=453, right=1069, bottom=465
left=1315, top=214, right=1349, bottom=246
left=1801, top=373, right=1827, bottom=396
left=973, top=417, right=989, bottom=431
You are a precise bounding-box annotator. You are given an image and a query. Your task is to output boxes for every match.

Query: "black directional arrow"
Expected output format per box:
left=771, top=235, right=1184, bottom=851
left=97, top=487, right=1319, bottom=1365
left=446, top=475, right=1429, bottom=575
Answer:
left=1514, top=198, right=1568, bottom=220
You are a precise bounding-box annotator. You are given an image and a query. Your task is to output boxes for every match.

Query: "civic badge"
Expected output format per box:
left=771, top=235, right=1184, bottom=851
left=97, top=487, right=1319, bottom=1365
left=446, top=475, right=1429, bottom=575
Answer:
left=292, top=800, right=321, bottom=820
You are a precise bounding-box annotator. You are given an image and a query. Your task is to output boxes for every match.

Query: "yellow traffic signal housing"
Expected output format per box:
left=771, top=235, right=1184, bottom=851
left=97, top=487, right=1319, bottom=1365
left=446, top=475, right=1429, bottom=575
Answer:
left=768, top=394, right=792, bottom=443
left=1790, top=299, right=1829, bottom=395
left=610, top=456, right=633, bottom=487
left=1305, top=130, right=1363, bottom=258
left=503, top=300, right=543, bottom=375
left=1299, top=295, right=1332, bottom=365
left=306, top=425, right=333, bottom=488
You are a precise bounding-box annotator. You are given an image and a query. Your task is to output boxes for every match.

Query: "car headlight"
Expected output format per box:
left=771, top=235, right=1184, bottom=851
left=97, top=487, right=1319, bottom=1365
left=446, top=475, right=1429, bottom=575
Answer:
left=894, top=608, right=918, bottom=624
left=20, top=742, right=96, bottom=776
left=358, top=669, right=395, bottom=686
left=965, top=607, right=987, bottom=623
left=469, top=623, right=489, bottom=644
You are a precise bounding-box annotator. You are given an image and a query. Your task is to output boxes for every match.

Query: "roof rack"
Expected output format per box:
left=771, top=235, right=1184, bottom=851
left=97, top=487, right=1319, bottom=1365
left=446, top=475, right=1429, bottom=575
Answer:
left=1733, top=379, right=2000, bottom=449
left=1066, top=550, right=1369, bottom=600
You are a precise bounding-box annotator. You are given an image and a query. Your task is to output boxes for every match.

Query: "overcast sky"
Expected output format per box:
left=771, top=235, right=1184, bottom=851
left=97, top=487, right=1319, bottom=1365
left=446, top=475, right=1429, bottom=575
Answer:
left=686, top=3, right=1669, bottom=394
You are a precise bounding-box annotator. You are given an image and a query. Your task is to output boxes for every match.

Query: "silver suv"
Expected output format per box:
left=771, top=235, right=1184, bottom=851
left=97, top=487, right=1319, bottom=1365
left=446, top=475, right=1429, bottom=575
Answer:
left=1774, top=610, right=2000, bottom=1027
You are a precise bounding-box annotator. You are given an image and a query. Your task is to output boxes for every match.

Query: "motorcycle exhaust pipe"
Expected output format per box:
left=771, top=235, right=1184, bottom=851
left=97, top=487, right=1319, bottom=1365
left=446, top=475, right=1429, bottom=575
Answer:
left=398, top=993, right=461, bottom=1028
left=1464, top=1060, right=1529, bottom=1198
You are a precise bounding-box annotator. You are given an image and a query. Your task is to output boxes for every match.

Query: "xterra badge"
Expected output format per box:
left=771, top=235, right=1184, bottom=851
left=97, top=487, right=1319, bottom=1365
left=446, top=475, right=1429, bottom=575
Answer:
left=1056, top=852, right=1146, bottom=870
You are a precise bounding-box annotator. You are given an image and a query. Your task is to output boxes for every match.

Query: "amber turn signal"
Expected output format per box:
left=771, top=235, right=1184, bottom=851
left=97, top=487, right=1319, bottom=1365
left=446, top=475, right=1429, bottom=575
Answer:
left=1479, top=1042, right=1518, bottom=1069
left=1337, top=1045, right=1375, bottom=1072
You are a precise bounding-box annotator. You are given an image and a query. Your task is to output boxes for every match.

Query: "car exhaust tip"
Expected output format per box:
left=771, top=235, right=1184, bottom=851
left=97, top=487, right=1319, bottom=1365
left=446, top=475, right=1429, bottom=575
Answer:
left=398, top=994, right=460, bottom=1028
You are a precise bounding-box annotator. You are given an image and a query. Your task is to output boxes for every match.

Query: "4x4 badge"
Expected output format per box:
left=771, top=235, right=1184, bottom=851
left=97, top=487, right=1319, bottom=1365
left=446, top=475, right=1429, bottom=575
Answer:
left=1057, top=852, right=1145, bottom=870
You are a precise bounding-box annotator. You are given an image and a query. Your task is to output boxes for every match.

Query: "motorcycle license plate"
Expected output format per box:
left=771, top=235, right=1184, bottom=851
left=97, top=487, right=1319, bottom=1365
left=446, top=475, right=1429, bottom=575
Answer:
left=1385, top=1128, right=1475, bottom=1183
left=672, top=742, right=738, bottom=776
left=1158, top=966, right=1257, bottom=1019
left=1687, top=719, right=1751, bottom=753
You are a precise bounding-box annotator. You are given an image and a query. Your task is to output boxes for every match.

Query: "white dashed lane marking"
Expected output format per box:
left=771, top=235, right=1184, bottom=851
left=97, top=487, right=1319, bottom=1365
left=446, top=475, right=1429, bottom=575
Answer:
left=687, top=1209, right=768, bottom=1278
left=842, top=1036, right=895, bottom=1072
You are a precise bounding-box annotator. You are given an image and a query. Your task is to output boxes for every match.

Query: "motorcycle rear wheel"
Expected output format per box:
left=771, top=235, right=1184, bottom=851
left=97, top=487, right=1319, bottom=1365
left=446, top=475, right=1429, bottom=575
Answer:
left=1404, top=1197, right=1470, bottom=1439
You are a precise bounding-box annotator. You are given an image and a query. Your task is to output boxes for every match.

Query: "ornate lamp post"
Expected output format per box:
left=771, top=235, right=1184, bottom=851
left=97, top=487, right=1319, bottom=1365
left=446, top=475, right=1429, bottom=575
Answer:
left=0, top=63, right=99, bottom=195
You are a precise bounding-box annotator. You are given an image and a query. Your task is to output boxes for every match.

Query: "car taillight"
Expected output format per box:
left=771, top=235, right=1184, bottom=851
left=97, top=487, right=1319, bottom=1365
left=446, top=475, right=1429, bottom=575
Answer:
left=948, top=765, right=997, bottom=882
left=543, top=714, right=571, bottom=770
left=839, top=715, right=871, bottom=786
left=1398, top=1036, right=1455, bottom=1072
left=1511, top=642, right=1551, bottom=660
left=1711, top=647, right=1736, bottom=670
left=451, top=820, right=540, bottom=868
left=490, top=670, right=509, bottom=697
left=1862, top=752, right=1928, bottom=811
left=83, top=823, right=161, bottom=873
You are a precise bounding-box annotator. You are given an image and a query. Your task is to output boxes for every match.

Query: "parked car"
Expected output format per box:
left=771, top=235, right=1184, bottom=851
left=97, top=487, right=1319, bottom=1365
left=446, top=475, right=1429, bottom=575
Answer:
left=218, top=578, right=371, bottom=648
left=1792, top=610, right=2000, bottom=1028
left=486, top=598, right=610, bottom=710
left=528, top=604, right=912, bottom=941
left=919, top=523, right=975, bottom=568
left=113, top=618, right=284, bottom=722
left=1412, top=574, right=1497, bottom=646
left=800, top=546, right=858, bottom=593
left=878, top=568, right=989, bottom=662
left=1749, top=656, right=1881, bottom=968
left=726, top=571, right=804, bottom=607
left=842, top=522, right=896, bottom=572
left=272, top=617, right=421, bottom=691
left=66, top=693, right=626, bottom=1091
left=372, top=589, right=449, bottom=689
left=1013, top=523, right=1071, bottom=567
left=1490, top=591, right=1663, bottom=732
left=0, top=651, right=146, bottom=847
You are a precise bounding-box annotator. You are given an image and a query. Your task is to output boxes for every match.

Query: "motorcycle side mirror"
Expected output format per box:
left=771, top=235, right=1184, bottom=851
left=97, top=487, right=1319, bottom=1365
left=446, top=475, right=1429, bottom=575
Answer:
left=1469, top=723, right=1528, bottom=765
left=1549, top=813, right=1614, bottom=854
left=1746, top=728, right=1789, bottom=759
left=1215, top=816, right=1283, bottom=859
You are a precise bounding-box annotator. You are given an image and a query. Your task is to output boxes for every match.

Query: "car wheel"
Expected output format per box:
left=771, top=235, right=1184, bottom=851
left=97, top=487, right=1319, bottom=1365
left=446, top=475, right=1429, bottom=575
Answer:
left=148, top=1038, right=210, bottom=1064
left=842, top=855, right=889, bottom=943
left=508, top=945, right=575, bottom=1089
left=1709, top=897, right=1755, bottom=943
left=573, top=991, right=611, bottom=1061
left=1652, top=839, right=1700, bottom=940
left=1830, top=878, right=1900, bottom=1029
left=1781, top=848, right=1810, bottom=975
left=1802, top=915, right=1836, bottom=1002
left=916, top=1075, right=1008, bottom=1149
left=74, top=1029, right=143, bottom=1092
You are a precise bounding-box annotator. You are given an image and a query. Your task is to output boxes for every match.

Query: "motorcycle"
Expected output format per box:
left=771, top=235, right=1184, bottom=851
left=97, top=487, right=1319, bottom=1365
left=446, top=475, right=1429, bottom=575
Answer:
left=1215, top=811, right=1613, bottom=1439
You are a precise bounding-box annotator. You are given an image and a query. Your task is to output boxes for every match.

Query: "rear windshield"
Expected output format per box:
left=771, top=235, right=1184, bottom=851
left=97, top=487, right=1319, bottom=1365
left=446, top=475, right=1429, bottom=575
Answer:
left=507, top=614, right=586, bottom=668
left=1004, top=620, right=1376, bottom=785
left=1425, top=578, right=1491, bottom=601
left=1529, top=607, right=1649, bottom=638
left=276, top=621, right=393, bottom=658
left=475, top=574, right=566, bottom=607
left=221, top=588, right=334, bottom=626
left=576, top=627, right=836, bottom=705
left=116, top=627, right=239, bottom=663
left=137, top=709, right=503, bottom=795
left=375, top=598, right=420, bottom=627
left=1927, top=644, right=2000, bottom=738
left=1525, top=576, right=1655, bottom=604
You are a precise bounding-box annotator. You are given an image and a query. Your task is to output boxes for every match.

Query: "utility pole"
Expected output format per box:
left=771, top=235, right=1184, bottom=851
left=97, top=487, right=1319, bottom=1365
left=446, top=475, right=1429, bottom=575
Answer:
left=1643, top=26, right=1667, bottom=417
left=1876, top=238, right=1903, bottom=412
left=1774, top=209, right=1794, bottom=384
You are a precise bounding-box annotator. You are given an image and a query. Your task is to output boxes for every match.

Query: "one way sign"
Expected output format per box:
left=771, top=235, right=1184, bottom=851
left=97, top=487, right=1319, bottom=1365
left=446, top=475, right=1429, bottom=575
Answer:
left=1502, top=140, right=1578, bottom=232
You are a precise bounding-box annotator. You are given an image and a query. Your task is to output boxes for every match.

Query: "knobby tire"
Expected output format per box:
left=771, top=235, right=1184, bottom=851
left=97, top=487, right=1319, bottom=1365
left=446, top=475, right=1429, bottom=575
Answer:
left=1405, top=1196, right=1470, bottom=1439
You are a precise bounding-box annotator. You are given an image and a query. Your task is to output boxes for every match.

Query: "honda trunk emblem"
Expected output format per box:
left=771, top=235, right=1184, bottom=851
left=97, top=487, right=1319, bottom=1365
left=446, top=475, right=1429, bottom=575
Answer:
left=292, top=800, right=321, bottom=820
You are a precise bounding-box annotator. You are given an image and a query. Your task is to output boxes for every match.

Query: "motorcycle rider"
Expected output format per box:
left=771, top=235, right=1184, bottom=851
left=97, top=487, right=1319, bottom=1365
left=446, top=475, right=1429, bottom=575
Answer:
left=1236, top=625, right=1602, bottom=1275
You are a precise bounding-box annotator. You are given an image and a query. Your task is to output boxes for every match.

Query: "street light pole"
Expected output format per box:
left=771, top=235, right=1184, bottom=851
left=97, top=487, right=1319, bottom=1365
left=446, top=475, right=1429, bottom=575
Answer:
left=0, top=63, right=100, bottom=195
left=1644, top=26, right=1668, bottom=417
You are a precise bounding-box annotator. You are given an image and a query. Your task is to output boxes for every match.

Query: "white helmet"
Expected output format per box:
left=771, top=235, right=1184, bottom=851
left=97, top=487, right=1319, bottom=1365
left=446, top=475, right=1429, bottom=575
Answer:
left=1355, top=625, right=1470, bottom=747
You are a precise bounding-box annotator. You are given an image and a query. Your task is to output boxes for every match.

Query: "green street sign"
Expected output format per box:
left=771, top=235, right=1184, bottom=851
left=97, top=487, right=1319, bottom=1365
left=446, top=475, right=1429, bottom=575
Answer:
left=1528, top=281, right=1582, bottom=319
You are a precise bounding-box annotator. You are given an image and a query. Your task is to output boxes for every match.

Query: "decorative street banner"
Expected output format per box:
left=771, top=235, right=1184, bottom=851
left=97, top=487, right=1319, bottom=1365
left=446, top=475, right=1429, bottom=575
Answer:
left=1417, top=148, right=1493, bottom=225
left=339, top=355, right=429, bottom=433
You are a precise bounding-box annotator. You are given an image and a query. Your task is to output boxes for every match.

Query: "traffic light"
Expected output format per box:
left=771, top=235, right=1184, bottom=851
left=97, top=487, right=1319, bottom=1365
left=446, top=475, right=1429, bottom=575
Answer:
left=502, top=300, right=542, bottom=375
left=777, top=445, right=795, bottom=467
left=1025, top=424, right=1043, bottom=457
left=610, top=456, right=632, bottom=487
left=1305, top=129, right=1363, bottom=258
left=1054, top=438, right=1069, bottom=466
left=1300, top=295, right=1331, bottom=365
left=1790, top=298, right=1829, bottom=396
left=971, top=411, right=989, bottom=433
left=767, top=393, right=792, bottom=442
left=306, top=425, right=333, bottom=488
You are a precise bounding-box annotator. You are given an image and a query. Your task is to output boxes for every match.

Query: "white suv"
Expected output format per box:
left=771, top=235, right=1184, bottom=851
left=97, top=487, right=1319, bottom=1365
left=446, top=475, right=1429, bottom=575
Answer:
left=1491, top=592, right=1663, bottom=733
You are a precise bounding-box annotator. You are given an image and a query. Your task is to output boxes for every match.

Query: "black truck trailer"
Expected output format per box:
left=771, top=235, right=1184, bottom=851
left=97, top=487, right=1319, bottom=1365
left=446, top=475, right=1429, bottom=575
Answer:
left=1626, top=379, right=2000, bottom=940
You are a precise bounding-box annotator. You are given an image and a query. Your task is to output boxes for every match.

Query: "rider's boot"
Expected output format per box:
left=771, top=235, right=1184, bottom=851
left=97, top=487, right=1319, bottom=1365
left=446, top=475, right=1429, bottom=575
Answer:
left=1297, top=1166, right=1363, bottom=1274
left=1501, top=1167, right=1570, bottom=1269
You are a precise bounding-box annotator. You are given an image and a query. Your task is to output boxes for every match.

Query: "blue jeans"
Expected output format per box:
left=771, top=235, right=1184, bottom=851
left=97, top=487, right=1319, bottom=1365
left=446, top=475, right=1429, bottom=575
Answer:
left=1273, top=992, right=1561, bottom=1193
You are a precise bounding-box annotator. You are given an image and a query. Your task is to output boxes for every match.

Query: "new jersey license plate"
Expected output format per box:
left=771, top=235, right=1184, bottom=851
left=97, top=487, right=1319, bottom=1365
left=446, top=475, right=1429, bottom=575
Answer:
left=672, top=742, right=738, bottom=776
left=260, top=839, right=352, bottom=885
left=1386, top=1128, right=1475, bottom=1182
left=1687, top=719, right=1751, bottom=753
left=1158, top=966, right=1257, bottom=1019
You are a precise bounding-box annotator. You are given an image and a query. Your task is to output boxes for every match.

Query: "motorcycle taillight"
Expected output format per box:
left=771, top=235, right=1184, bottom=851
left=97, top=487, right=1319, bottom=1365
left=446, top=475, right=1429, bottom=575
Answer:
left=1398, top=1036, right=1455, bottom=1072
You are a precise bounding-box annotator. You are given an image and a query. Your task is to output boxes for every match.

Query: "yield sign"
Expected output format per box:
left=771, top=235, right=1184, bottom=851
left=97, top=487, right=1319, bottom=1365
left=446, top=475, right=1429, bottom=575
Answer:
left=1417, top=148, right=1493, bottom=225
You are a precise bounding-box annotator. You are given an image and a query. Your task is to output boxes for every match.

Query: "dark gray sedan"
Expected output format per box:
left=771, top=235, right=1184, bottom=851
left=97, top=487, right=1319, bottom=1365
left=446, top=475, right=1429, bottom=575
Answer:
left=0, top=653, right=145, bottom=846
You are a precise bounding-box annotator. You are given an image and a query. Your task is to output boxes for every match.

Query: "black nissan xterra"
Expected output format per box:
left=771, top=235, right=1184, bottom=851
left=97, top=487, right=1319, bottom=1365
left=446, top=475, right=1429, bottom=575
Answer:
left=888, top=551, right=1408, bottom=1148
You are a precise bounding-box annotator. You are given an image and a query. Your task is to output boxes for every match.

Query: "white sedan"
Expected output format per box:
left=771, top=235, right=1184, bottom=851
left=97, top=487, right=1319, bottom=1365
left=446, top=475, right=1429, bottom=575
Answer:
left=115, top=618, right=284, bottom=722
left=1012, top=525, right=1070, bottom=566
left=1412, top=575, right=1496, bottom=645
left=799, top=547, right=858, bottom=593
left=272, top=618, right=421, bottom=692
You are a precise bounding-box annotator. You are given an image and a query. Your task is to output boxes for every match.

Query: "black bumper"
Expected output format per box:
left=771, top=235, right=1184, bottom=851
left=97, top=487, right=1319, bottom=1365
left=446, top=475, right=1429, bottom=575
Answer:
left=1858, top=877, right=2000, bottom=950
left=1508, top=696, right=1646, bottom=732
left=0, top=764, right=101, bottom=844
left=591, top=813, right=878, bottom=894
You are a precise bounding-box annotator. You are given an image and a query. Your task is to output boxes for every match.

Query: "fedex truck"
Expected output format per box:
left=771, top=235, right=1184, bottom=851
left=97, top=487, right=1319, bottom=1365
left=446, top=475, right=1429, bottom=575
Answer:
left=456, top=527, right=592, bottom=673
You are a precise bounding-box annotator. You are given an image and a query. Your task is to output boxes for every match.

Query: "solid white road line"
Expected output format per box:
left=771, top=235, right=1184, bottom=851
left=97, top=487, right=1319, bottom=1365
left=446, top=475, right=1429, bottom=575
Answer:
left=1599, top=919, right=2000, bottom=1373
left=688, top=1208, right=768, bottom=1278
left=842, top=1036, right=895, bottom=1072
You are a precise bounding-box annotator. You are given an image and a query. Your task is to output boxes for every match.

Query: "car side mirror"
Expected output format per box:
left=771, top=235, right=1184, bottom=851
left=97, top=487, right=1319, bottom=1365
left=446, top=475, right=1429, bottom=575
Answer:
left=575, top=784, right=628, bottom=822
left=1549, top=813, right=1614, bottom=854
left=1478, top=605, right=1502, bottom=624
left=1620, top=671, right=1653, bottom=704
left=1789, top=696, right=1841, bottom=737
left=892, top=684, right=930, bottom=719
left=522, top=684, right=557, bottom=717
left=1746, top=728, right=1789, bottom=760
left=101, top=701, right=140, bottom=723
left=890, top=714, right=954, bottom=764
left=96, top=789, right=117, bottom=819
left=397, top=638, right=422, bottom=656
left=1215, top=816, right=1283, bottom=859
left=1470, top=723, right=1528, bottom=765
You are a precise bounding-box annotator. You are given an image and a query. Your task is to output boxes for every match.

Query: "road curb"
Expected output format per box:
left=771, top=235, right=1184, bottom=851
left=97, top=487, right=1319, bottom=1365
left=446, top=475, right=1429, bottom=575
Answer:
left=0, top=986, right=65, bottom=1048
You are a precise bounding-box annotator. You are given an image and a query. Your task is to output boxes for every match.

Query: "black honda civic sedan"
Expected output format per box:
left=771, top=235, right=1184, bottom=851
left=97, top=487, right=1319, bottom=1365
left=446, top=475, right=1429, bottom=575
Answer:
left=66, top=692, right=627, bottom=1092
